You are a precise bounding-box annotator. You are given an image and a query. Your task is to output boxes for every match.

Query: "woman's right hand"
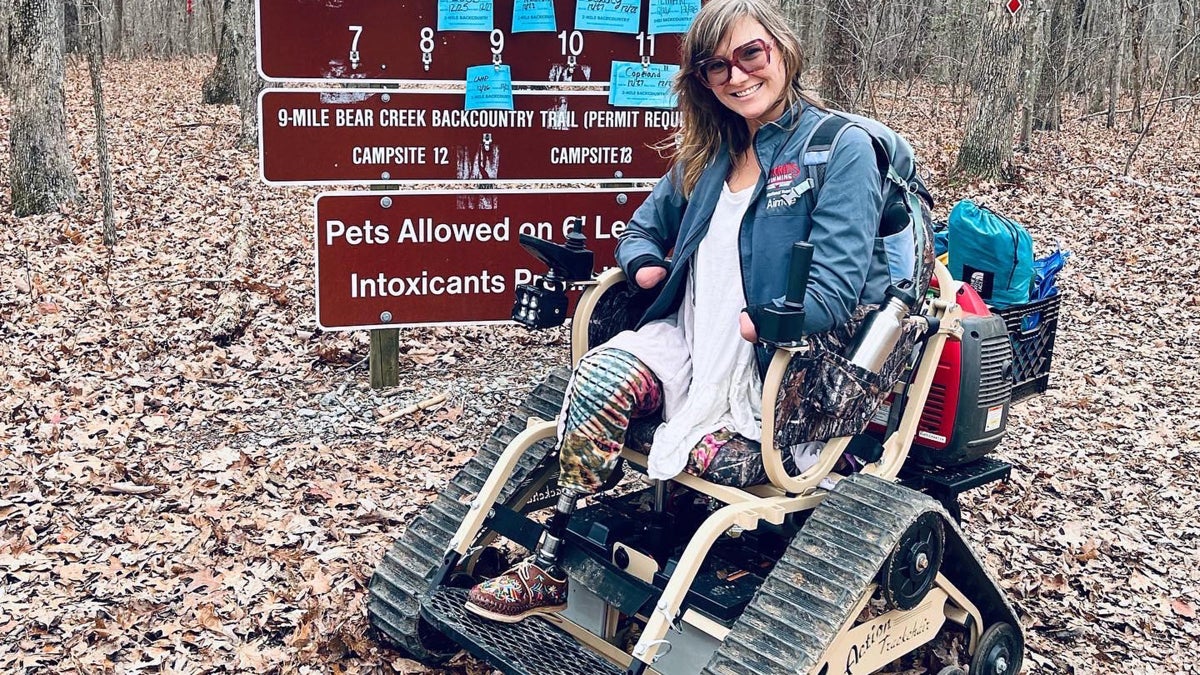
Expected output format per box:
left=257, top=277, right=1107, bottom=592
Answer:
left=634, top=266, right=667, bottom=290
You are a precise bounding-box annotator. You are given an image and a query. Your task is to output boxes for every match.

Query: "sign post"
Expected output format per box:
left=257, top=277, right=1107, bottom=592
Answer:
left=256, top=0, right=690, bottom=388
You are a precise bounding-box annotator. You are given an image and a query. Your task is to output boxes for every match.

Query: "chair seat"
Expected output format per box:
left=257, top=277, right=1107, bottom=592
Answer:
left=623, top=418, right=797, bottom=489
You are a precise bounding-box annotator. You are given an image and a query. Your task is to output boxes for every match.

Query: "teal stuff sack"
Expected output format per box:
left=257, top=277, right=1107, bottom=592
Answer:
left=947, top=200, right=1034, bottom=308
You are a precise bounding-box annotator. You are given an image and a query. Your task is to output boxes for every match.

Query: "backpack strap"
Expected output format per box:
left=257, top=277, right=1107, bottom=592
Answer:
left=799, top=113, right=899, bottom=212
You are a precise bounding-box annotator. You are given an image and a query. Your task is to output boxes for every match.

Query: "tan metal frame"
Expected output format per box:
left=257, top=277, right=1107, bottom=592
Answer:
left=439, top=261, right=975, bottom=671
left=568, top=269, right=625, bottom=366
left=813, top=574, right=984, bottom=675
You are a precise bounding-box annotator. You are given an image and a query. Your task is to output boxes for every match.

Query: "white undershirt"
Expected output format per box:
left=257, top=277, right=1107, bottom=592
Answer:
left=601, top=181, right=762, bottom=479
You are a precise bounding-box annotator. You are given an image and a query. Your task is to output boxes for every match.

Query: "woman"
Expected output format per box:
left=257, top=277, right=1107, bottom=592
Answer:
left=464, top=0, right=903, bottom=623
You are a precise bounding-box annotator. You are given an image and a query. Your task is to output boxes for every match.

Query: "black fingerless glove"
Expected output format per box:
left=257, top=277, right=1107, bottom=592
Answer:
left=626, top=255, right=667, bottom=289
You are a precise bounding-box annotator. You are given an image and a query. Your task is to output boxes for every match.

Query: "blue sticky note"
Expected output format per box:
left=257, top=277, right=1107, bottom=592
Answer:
left=465, top=65, right=515, bottom=110
left=608, top=61, right=679, bottom=108
left=438, top=0, right=494, bottom=31
left=574, top=0, right=641, bottom=34
left=512, top=0, right=556, bottom=32
left=648, top=0, right=700, bottom=33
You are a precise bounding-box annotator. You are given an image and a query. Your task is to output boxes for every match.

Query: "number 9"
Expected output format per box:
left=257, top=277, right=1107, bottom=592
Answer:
left=490, top=28, right=504, bottom=55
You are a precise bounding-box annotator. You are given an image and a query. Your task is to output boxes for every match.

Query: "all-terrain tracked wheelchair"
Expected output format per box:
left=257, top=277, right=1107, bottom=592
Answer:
left=367, top=226, right=1026, bottom=675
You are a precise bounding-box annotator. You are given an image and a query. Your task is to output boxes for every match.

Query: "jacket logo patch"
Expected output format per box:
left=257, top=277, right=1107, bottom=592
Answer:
left=765, top=162, right=807, bottom=211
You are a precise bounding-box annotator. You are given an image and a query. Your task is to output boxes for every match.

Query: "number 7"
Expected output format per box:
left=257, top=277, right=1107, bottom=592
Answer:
left=348, top=25, right=363, bottom=68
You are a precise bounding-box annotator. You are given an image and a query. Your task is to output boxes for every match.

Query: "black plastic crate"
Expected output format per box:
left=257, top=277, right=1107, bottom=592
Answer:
left=995, top=293, right=1062, bottom=401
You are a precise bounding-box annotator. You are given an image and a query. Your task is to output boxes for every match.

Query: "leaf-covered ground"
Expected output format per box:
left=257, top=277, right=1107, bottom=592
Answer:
left=0, top=59, right=1197, bottom=674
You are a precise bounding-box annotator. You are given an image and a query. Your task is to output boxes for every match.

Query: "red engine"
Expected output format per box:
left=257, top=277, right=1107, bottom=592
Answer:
left=870, top=280, right=1015, bottom=467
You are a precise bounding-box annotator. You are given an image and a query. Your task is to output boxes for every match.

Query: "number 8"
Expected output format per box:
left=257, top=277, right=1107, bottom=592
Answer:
left=420, top=27, right=435, bottom=53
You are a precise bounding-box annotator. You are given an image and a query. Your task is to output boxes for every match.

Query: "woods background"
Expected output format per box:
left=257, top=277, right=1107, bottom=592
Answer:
left=2, top=0, right=1199, bottom=217
left=1, top=0, right=1199, bottom=674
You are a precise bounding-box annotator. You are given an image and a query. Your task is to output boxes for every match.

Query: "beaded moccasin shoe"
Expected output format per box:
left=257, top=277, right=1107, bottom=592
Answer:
left=464, top=559, right=568, bottom=623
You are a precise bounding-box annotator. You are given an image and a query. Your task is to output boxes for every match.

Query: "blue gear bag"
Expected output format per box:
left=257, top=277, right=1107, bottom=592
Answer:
left=947, top=200, right=1034, bottom=308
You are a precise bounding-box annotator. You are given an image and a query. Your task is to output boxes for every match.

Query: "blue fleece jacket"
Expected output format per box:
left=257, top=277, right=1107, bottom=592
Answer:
left=615, top=101, right=893, bottom=342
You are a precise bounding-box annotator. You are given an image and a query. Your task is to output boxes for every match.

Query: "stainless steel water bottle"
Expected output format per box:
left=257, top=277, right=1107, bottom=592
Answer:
left=846, top=281, right=918, bottom=373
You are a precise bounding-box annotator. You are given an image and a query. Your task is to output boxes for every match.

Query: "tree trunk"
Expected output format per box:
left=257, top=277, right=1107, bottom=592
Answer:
left=80, top=0, right=115, bottom=244
left=1127, top=0, right=1148, bottom=131
left=227, top=0, right=262, bottom=147
left=1106, top=41, right=1122, bottom=127
left=204, top=0, right=219, bottom=51
left=822, top=0, right=861, bottom=110
left=1018, top=2, right=1045, bottom=149
left=9, top=0, right=78, bottom=216
left=954, top=3, right=1023, bottom=180
left=202, top=0, right=236, bottom=104
left=112, top=0, right=124, bottom=56
left=1033, top=0, right=1068, bottom=130
left=63, top=0, right=82, bottom=54
left=0, top=0, right=11, bottom=93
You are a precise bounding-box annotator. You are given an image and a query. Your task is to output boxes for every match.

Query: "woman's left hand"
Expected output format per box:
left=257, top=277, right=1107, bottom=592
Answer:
left=739, top=311, right=757, bottom=342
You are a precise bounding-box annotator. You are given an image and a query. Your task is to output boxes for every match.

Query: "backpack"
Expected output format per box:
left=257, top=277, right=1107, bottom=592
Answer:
left=795, top=111, right=935, bottom=298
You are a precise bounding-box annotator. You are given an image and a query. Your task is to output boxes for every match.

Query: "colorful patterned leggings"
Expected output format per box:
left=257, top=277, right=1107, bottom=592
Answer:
left=558, top=349, right=791, bottom=493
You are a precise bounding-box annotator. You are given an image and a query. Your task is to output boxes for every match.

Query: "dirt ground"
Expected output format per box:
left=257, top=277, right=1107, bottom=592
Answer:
left=1, top=59, right=1198, bottom=674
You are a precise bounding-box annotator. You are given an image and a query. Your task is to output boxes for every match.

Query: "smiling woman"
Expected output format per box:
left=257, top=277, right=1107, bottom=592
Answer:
left=461, top=0, right=917, bottom=623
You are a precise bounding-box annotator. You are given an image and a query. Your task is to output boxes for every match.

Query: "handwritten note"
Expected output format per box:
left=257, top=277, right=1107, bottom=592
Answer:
left=465, top=64, right=515, bottom=110
left=512, top=0, right=556, bottom=32
left=609, top=61, right=679, bottom=108
left=438, top=0, right=494, bottom=31
left=574, top=0, right=641, bottom=34
left=648, top=0, right=700, bottom=33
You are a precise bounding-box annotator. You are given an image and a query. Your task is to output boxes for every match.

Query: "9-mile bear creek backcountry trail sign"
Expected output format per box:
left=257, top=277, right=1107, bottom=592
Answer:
left=259, top=89, right=680, bottom=185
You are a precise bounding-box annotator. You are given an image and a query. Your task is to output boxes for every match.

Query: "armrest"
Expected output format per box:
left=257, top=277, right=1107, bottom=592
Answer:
left=760, top=347, right=851, bottom=494
left=570, top=267, right=628, bottom=366
left=761, top=259, right=964, bottom=492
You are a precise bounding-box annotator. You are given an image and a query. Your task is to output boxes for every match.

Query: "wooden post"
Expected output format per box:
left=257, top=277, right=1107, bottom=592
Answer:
left=370, top=328, right=399, bottom=389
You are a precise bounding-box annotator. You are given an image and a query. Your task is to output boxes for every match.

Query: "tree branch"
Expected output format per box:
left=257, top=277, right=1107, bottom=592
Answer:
left=1080, top=94, right=1198, bottom=120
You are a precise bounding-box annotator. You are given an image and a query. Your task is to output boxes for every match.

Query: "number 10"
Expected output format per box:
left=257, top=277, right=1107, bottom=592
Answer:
left=558, top=30, right=583, bottom=56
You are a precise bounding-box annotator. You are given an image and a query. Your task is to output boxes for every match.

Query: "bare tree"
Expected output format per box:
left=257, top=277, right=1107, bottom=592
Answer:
left=0, top=0, right=11, bottom=92
left=821, top=0, right=864, bottom=110
left=64, top=0, right=82, bottom=54
left=1034, top=0, right=1070, bottom=130
left=80, top=0, right=116, bottom=245
left=111, top=0, right=125, bottom=56
left=226, top=0, right=263, bottom=146
left=1018, top=0, right=1047, bottom=149
left=9, top=0, right=78, bottom=216
left=202, top=0, right=236, bottom=104
left=1128, top=0, right=1150, bottom=130
left=954, top=3, right=1024, bottom=179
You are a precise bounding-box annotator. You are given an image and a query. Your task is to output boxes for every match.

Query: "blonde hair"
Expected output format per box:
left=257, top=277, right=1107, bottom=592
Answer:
left=662, top=0, right=816, bottom=197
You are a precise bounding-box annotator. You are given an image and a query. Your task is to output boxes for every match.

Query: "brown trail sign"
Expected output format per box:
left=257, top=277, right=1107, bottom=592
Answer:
left=256, top=0, right=683, bottom=85
left=314, top=188, right=650, bottom=330
left=259, top=89, right=679, bottom=185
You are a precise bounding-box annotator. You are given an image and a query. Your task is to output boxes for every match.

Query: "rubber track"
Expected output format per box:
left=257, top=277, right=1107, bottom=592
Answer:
left=700, top=472, right=1019, bottom=675
left=367, top=368, right=571, bottom=660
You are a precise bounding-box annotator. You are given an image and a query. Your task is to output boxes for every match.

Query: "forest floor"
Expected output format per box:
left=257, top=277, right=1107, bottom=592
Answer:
left=1, top=58, right=1198, bottom=674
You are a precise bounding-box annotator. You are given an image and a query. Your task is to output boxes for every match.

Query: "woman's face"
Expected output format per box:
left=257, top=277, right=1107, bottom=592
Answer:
left=707, top=16, right=788, bottom=129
